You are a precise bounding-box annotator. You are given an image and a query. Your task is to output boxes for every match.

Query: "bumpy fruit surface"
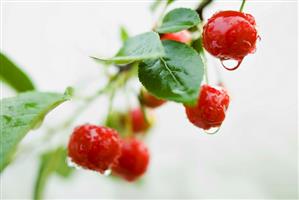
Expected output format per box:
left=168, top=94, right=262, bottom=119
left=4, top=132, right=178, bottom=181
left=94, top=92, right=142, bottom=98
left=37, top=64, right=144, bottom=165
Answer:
left=160, top=30, right=192, bottom=43
left=202, top=11, right=258, bottom=62
left=68, top=124, right=121, bottom=173
left=185, top=85, right=230, bottom=130
left=130, top=108, right=153, bottom=133
left=140, top=88, right=166, bottom=108
left=112, top=138, right=150, bottom=181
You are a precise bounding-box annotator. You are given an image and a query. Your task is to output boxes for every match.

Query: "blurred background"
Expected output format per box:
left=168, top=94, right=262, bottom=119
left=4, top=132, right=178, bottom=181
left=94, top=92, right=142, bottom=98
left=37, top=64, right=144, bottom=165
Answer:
left=1, top=0, right=298, bottom=199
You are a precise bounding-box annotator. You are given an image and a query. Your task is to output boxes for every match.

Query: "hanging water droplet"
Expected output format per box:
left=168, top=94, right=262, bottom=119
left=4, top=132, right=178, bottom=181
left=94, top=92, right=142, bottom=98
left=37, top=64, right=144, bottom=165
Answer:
left=103, top=169, right=111, bottom=176
left=204, top=126, right=221, bottom=135
left=220, top=58, right=243, bottom=71
left=66, top=157, right=82, bottom=170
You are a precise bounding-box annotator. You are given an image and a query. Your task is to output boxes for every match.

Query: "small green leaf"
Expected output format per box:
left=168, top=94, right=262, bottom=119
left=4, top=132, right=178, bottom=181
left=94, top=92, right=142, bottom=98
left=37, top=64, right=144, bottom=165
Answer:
left=0, top=90, right=71, bottom=172
left=150, top=0, right=163, bottom=12
left=34, top=147, right=73, bottom=200
left=156, top=8, right=200, bottom=33
left=92, top=32, right=165, bottom=64
left=120, top=26, right=129, bottom=43
left=167, top=0, right=176, bottom=5
left=0, top=52, right=35, bottom=92
left=139, top=40, right=204, bottom=105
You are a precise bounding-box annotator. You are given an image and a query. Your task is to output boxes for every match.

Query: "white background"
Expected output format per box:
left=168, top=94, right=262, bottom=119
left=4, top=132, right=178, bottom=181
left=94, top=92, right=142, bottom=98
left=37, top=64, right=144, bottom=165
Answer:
left=1, top=0, right=298, bottom=199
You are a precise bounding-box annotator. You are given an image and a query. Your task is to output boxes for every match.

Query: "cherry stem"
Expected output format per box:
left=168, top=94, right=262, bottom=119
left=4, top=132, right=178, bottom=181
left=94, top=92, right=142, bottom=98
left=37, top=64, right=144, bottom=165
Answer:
left=153, top=0, right=168, bottom=30
left=196, top=0, right=213, bottom=21
left=239, top=0, right=246, bottom=12
left=200, top=51, right=209, bottom=84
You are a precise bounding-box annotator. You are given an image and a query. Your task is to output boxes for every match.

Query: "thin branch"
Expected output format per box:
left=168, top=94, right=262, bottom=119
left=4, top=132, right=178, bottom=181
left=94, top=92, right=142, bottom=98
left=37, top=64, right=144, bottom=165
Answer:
left=196, top=0, right=213, bottom=21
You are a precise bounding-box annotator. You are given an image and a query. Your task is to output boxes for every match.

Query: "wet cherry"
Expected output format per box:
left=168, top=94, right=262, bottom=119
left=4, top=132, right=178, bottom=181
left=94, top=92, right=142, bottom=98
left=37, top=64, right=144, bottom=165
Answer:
left=140, top=88, right=166, bottom=108
left=112, top=138, right=150, bottom=181
left=130, top=108, right=153, bottom=133
left=68, top=124, right=121, bottom=173
left=202, top=11, right=258, bottom=70
left=185, top=85, right=230, bottom=131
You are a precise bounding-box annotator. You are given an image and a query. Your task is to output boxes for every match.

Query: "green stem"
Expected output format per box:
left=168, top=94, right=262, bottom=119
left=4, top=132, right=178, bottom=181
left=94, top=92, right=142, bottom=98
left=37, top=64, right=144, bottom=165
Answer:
left=196, top=0, right=213, bottom=20
left=239, top=0, right=246, bottom=12
left=153, top=0, right=168, bottom=30
left=204, top=64, right=209, bottom=84
left=200, top=51, right=209, bottom=84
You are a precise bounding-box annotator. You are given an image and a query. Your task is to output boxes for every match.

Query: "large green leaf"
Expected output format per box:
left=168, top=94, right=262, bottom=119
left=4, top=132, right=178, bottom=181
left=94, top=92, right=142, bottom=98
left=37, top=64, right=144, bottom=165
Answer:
left=0, top=52, right=35, bottom=92
left=156, top=8, right=200, bottom=33
left=92, top=32, right=165, bottom=64
left=34, top=147, right=73, bottom=200
left=138, top=40, right=204, bottom=105
left=0, top=90, right=71, bottom=172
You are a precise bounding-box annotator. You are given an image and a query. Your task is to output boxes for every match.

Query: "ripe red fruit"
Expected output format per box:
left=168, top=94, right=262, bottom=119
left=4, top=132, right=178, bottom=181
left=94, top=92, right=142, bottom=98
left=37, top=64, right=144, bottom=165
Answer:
left=202, top=11, right=258, bottom=70
left=130, top=108, right=153, bottom=133
left=68, top=124, right=121, bottom=173
left=185, top=85, right=230, bottom=130
left=160, top=30, right=192, bottom=43
left=140, top=88, right=166, bottom=108
left=112, top=138, right=150, bottom=181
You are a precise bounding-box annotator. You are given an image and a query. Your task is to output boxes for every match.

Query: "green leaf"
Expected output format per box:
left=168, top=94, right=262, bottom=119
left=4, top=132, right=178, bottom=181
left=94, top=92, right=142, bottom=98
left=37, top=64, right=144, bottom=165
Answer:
left=120, top=26, right=129, bottom=43
left=0, top=90, right=71, bottom=172
left=167, top=0, right=176, bottom=5
left=138, top=40, right=204, bottom=105
left=34, top=147, right=73, bottom=200
left=156, top=8, right=200, bottom=33
left=92, top=32, right=165, bottom=64
left=149, top=0, right=163, bottom=12
left=0, top=52, right=35, bottom=92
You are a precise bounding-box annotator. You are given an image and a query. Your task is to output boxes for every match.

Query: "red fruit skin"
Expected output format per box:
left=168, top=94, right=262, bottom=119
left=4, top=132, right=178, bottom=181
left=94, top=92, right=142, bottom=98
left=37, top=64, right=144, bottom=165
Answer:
left=141, top=89, right=166, bottom=108
left=160, top=30, right=192, bottom=44
left=68, top=125, right=121, bottom=173
left=185, top=85, right=230, bottom=130
left=112, top=138, right=150, bottom=181
left=202, top=11, right=258, bottom=61
left=131, top=108, right=151, bottom=133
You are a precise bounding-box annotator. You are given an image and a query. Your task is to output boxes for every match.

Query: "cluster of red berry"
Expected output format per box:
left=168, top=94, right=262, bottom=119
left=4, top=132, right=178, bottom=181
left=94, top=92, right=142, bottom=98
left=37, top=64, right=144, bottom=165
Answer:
left=67, top=10, right=258, bottom=181
left=67, top=90, right=165, bottom=181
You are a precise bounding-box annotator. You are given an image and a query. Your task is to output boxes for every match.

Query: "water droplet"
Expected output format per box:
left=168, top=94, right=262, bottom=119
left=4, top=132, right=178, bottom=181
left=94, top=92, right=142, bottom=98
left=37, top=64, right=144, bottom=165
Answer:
left=25, top=102, right=37, bottom=109
left=204, top=126, right=221, bottom=135
left=103, top=169, right=111, bottom=176
left=220, top=58, right=243, bottom=71
left=2, top=115, right=12, bottom=123
left=66, top=157, right=82, bottom=170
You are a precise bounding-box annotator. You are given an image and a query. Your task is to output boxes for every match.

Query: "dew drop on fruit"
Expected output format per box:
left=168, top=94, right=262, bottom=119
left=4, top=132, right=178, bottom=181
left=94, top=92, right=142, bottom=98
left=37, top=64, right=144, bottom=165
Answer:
left=204, top=126, right=221, bottom=135
left=66, top=157, right=82, bottom=170
left=103, top=169, right=111, bottom=176
left=220, top=58, right=243, bottom=71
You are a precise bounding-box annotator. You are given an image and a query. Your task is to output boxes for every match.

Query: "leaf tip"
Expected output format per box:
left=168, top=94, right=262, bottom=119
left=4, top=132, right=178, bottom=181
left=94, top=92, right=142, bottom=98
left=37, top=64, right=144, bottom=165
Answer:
left=64, top=87, right=74, bottom=99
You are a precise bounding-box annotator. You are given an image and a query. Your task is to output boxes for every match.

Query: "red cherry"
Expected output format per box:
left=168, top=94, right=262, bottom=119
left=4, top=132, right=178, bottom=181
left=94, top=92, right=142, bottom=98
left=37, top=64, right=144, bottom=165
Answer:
left=140, top=88, right=166, bottom=108
left=160, top=30, right=192, bottom=43
left=112, top=138, right=150, bottom=181
left=130, top=108, right=153, bottom=133
left=68, top=124, right=121, bottom=173
left=185, top=85, right=230, bottom=130
left=202, top=11, right=258, bottom=69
